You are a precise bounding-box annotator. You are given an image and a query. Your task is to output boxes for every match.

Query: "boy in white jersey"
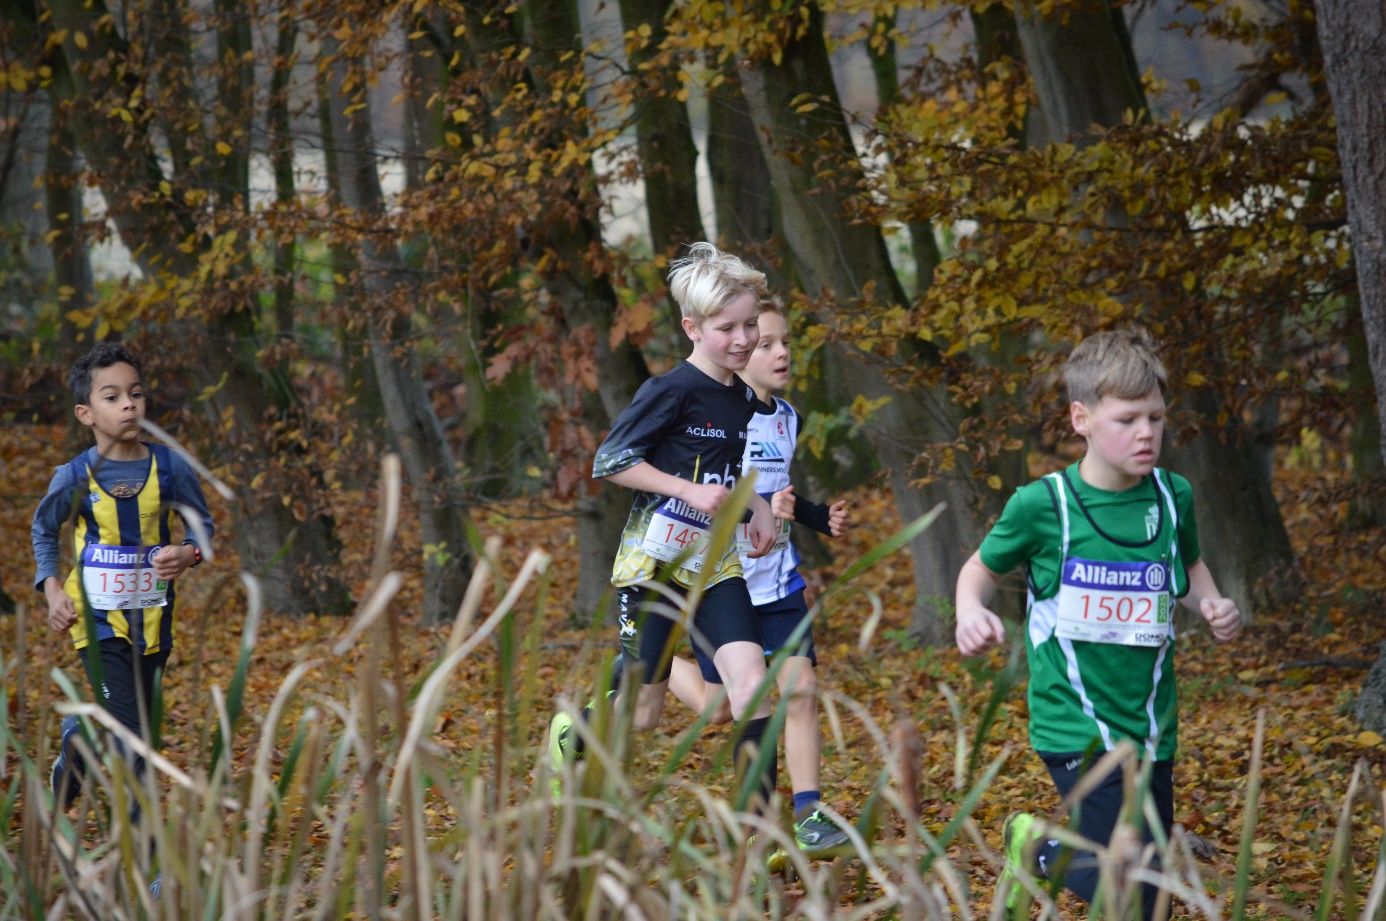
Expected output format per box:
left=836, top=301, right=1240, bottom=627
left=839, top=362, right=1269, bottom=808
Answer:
left=955, top=328, right=1241, bottom=916
left=667, top=307, right=853, bottom=854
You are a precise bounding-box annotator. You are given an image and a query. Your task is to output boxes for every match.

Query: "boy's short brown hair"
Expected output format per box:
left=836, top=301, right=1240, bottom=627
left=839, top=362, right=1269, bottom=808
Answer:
left=1064, top=327, right=1168, bottom=406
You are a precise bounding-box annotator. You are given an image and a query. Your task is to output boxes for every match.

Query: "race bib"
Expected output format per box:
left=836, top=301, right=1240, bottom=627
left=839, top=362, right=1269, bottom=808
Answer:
left=80, top=543, right=169, bottom=610
left=1055, top=557, right=1170, bottom=647
left=642, top=499, right=712, bottom=573
left=735, top=519, right=791, bottom=555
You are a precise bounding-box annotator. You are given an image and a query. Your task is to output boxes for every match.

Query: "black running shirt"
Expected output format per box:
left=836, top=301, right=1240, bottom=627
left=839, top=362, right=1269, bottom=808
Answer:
left=594, top=361, right=763, bottom=588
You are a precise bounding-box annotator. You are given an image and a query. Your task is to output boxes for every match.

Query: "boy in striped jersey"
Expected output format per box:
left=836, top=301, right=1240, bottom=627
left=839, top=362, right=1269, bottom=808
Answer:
left=954, top=328, right=1241, bottom=916
left=33, top=343, right=213, bottom=812
left=667, top=306, right=853, bottom=854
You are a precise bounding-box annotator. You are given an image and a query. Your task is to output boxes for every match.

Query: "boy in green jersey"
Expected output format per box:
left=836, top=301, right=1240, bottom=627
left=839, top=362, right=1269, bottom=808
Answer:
left=954, top=328, right=1241, bottom=917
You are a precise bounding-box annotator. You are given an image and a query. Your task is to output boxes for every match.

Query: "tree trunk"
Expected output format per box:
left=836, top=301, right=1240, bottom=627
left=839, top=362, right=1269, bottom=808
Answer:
left=321, top=35, right=475, bottom=627
left=737, top=0, right=981, bottom=646
left=705, top=76, right=775, bottom=252
left=46, top=0, right=353, bottom=617
left=619, top=0, right=707, bottom=333
left=1314, top=0, right=1386, bottom=728
left=519, top=0, right=652, bottom=622
left=1015, top=0, right=1296, bottom=619
left=1315, top=0, right=1386, bottom=472
left=42, top=105, right=92, bottom=354
left=617, top=0, right=706, bottom=250
left=866, top=10, right=939, bottom=294
left=268, top=3, right=297, bottom=337
left=1346, top=305, right=1385, bottom=528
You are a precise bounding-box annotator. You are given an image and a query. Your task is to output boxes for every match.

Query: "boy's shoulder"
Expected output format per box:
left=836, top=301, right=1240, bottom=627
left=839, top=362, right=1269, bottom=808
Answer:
left=1156, top=468, right=1193, bottom=495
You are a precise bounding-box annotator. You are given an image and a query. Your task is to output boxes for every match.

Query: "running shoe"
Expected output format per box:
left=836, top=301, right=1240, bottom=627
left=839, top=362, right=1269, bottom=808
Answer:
left=997, top=811, right=1041, bottom=911
left=547, top=710, right=578, bottom=799
left=794, top=808, right=851, bottom=853
left=50, top=715, right=84, bottom=809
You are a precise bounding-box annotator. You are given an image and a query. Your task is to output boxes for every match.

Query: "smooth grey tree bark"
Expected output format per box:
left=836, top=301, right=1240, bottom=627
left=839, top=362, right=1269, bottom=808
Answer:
left=1315, top=0, right=1386, bottom=470
left=1313, top=0, right=1386, bottom=731
left=321, top=36, right=475, bottom=627
left=737, top=0, right=982, bottom=646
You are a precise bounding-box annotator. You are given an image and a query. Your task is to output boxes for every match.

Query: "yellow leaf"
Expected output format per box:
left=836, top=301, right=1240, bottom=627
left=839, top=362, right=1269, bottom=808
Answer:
left=1358, top=731, right=1384, bottom=747
left=986, top=475, right=1002, bottom=490
left=215, top=141, right=232, bottom=155
left=73, top=31, right=88, bottom=50
left=452, top=108, right=470, bottom=123
left=1184, top=371, right=1207, bottom=387
left=1181, top=271, right=1197, bottom=292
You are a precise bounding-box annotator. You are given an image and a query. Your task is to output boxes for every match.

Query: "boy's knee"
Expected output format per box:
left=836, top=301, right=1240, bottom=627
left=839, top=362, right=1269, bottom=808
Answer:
left=709, top=699, right=733, bottom=724
left=724, top=672, right=770, bottom=715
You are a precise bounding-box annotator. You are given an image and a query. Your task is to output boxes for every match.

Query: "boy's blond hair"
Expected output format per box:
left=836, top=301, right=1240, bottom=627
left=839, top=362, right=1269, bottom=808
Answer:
left=1064, top=327, right=1168, bottom=406
left=667, top=242, right=769, bottom=322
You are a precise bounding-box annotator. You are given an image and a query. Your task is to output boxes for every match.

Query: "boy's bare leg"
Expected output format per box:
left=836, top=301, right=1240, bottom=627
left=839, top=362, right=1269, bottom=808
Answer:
left=670, top=657, right=733, bottom=723
left=776, top=656, right=820, bottom=796
left=632, top=681, right=669, bottom=731
left=711, top=642, right=773, bottom=720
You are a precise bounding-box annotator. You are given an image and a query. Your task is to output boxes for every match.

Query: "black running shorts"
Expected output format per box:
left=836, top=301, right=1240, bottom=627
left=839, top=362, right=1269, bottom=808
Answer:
left=616, top=577, right=762, bottom=684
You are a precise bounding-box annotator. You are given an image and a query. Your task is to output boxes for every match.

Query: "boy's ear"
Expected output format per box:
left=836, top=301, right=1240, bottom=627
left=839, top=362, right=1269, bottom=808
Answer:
left=74, top=404, right=94, bottom=427
left=681, top=315, right=699, bottom=341
left=1070, top=400, right=1090, bottom=437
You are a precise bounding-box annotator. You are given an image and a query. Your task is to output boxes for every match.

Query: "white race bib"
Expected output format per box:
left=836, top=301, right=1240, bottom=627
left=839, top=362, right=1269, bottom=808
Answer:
left=1054, top=557, right=1170, bottom=647
left=642, top=499, right=713, bottom=573
left=80, top=543, right=169, bottom=610
left=735, top=519, right=791, bottom=555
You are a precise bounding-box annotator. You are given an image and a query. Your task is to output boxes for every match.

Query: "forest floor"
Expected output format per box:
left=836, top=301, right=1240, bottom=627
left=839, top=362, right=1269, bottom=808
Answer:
left=4, top=423, right=1386, bottom=918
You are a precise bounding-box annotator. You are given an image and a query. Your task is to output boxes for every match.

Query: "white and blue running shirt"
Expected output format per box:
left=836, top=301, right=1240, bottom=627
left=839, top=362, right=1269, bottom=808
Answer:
left=740, top=397, right=808, bottom=605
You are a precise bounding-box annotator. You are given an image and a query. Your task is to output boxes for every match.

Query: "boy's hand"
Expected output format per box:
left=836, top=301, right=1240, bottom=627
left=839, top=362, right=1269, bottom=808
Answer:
left=826, top=500, right=849, bottom=537
left=151, top=544, right=196, bottom=581
left=745, top=502, right=777, bottom=558
left=955, top=605, right=1006, bottom=657
left=46, top=580, right=77, bottom=632
left=682, top=482, right=732, bottom=518
left=770, top=486, right=796, bottom=520
left=1200, top=597, right=1241, bottom=642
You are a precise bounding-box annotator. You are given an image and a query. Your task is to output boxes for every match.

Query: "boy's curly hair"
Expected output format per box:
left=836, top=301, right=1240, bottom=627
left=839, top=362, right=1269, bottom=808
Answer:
left=70, top=343, right=143, bottom=407
left=1064, top=327, right=1168, bottom=406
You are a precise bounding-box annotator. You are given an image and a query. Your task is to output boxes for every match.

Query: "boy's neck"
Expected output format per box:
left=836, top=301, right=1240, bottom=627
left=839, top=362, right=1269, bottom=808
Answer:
left=687, top=351, right=735, bottom=386
left=94, top=438, right=150, bottom=463
left=1077, top=454, right=1143, bottom=492
left=752, top=384, right=773, bottom=404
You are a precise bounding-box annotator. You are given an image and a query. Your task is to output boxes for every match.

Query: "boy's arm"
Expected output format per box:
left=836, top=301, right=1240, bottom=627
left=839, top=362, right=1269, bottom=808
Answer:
left=955, top=550, right=1007, bottom=656
left=31, top=466, right=78, bottom=631
left=769, top=486, right=848, bottom=537
left=151, top=457, right=215, bottom=580
left=604, top=462, right=730, bottom=517
left=1179, top=558, right=1241, bottom=642
left=605, top=462, right=776, bottom=556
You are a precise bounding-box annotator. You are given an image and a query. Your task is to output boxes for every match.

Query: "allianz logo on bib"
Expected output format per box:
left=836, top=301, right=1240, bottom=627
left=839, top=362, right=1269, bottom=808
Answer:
left=87, top=546, right=159, bottom=567
left=1064, top=558, right=1168, bottom=592
left=661, top=498, right=713, bottom=526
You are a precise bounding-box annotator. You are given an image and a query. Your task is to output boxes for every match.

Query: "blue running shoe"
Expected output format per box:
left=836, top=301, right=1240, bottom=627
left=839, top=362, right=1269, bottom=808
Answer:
left=50, top=715, right=84, bottom=809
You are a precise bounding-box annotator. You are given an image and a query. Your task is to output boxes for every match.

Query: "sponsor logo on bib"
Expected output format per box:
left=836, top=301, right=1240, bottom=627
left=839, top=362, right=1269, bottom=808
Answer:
left=1065, top=559, right=1167, bottom=592
left=1144, top=562, right=1167, bottom=591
